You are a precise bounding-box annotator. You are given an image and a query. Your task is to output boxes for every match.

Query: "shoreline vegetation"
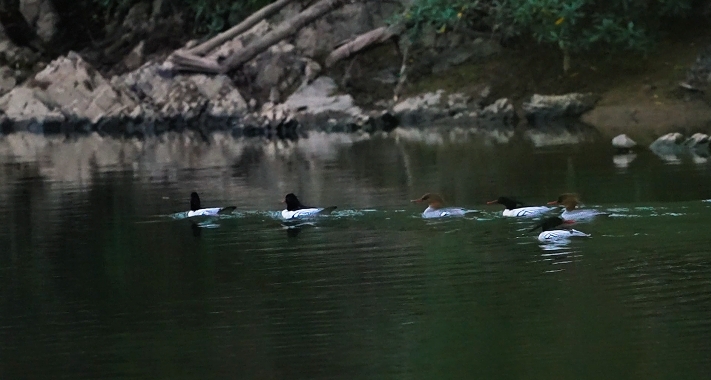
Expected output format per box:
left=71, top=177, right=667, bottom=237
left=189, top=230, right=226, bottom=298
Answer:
left=0, top=0, right=710, bottom=143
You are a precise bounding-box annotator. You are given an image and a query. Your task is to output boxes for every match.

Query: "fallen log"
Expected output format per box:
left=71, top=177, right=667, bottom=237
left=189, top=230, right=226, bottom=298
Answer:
left=188, top=0, right=294, bottom=56
left=218, top=0, right=345, bottom=73
left=170, top=0, right=344, bottom=74
left=325, top=24, right=404, bottom=68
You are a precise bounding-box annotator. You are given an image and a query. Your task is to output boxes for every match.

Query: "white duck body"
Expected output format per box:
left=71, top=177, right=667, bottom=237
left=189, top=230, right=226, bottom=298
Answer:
left=538, top=229, right=591, bottom=242
left=560, top=208, right=606, bottom=222
left=503, top=206, right=551, bottom=217
left=422, top=206, right=466, bottom=219
left=187, top=207, right=224, bottom=217
left=281, top=208, right=327, bottom=220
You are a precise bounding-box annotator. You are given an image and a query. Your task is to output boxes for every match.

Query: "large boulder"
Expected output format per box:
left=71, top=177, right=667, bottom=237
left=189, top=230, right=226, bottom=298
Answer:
left=0, top=52, right=140, bottom=132
left=113, top=62, right=248, bottom=121
left=523, top=93, right=599, bottom=123
left=0, top=87, right=65, bottom=131
left=31, top=52, right=140, bottom=123
left=649, top=132, right=686, bottom=157
left=282, top=76, right=364, bottom=131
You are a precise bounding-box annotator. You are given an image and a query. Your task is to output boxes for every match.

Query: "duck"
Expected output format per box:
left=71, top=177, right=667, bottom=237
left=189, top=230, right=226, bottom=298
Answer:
left=187, top=192, right=236, bottom=217
left=411, top=193, right=467, bottom=218
left=281, top=193, right=337, bottom=219
left=548, top=193, right=609, bottom=222
left=486, top=196, right=552, bottom=217
left=530, top=216, right=591, bottom=242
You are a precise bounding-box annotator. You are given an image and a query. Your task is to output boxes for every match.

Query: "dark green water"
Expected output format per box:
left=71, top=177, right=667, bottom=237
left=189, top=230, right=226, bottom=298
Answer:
left=1, top=131, right=711, bottom=379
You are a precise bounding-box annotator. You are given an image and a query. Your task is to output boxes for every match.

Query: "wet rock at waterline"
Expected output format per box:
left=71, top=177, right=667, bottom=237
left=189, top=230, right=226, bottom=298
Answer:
left=523, top=93, right=599, bottom=123
left=684, top=133, right=710, bottom=148
left=649, top=132, right=686, bottom=156
left=648, top=132, right=710, bottom=163
left=0, top=52, right=140, bottom=132
left=612, top=134, right=637, bottom=151
left=392, top=91, right=517, bottom=130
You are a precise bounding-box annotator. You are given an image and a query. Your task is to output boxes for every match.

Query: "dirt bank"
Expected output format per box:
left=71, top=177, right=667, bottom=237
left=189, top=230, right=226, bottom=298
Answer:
left=401, top=17, right=711, bottom=141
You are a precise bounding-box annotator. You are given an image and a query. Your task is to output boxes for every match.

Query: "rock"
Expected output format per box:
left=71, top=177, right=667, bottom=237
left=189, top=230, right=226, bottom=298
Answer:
left=477, top=98, right=518, bottom=130
left=123, top=41, right=145, bottom=71
left=31, top=52, right=139, bottom=123
left=447, top=93, right=471, bottom=112
left=0, top=87, right=65, bottom=130
left=523, top=93, right=599, bottom=123
left=114, top=62, right=247, bottom=120
left=684, top=133, right=710, bottom=148
left=612, top=134, right=637, bottom=150
left=393, top=90, right=444, bottom=114
left=284, top=76, right=361, bottom=116
left=0, top=66, right=17, bottom=96
left=392, top=90, right=446, bottom=126
left=20, top=0, right=58, bottom=42
left=649, top=132, right=686, bottom=156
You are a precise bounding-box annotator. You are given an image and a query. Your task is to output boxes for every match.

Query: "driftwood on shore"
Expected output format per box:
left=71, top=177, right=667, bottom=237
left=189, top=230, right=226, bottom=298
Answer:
left=171, top=0, right=345, bottom=74
left=325, top=24, right=404, bottom=68
left=187, top=0, right=294, bottom=57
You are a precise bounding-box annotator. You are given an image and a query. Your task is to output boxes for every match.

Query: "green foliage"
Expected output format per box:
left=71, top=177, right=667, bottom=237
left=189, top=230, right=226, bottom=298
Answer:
left=92, top=0, right=276, bottom=35
left=389, top=0, right=475, bottom=39
left=398, top=0, right=695, bottom=55
left=187, top=0, right=276, bottom=35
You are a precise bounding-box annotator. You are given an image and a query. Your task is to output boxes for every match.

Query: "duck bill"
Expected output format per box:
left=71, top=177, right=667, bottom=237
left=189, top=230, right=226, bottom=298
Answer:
left=486, top=200, right=498, bottom=205
left=547, top=200, right=559, bottom=205
left=410, top=199, right=424, bottom=203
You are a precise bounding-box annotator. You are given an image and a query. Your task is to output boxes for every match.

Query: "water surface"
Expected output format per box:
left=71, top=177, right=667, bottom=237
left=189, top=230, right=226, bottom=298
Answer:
left=1, top=130, right=711, bottom=379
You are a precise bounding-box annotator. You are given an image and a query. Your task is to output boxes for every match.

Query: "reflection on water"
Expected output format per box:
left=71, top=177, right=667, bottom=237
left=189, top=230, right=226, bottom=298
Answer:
left=2, top=129, right=711, bottom=379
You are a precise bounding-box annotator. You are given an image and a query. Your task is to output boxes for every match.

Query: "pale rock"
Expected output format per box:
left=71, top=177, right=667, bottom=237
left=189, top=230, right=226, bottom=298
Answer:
left=612, top=134, right=637, bottom=149
left=0, top=87, right=65, bottom=124
left=33, top=52, right=138, bottom=123
left=684, top=133, right=710, bottom=147
left=284, top=76, right=362, bottom=116
left=523, top=93, right=599, bottom=121
left=649, top=132, right=686, bottom=157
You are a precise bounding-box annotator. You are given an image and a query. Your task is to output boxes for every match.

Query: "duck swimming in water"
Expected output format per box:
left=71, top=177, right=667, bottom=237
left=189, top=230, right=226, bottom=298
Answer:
left=281, top=193, right=337, bottom=219
left=487, top=196, right=552, bottom=217
left=187, top=192, right=236, bottom=217
left=411, top=193, right=467, bottom=218
left=548, top=193, right=609, bottom=223
left=530, top=216, right=591, bottom=242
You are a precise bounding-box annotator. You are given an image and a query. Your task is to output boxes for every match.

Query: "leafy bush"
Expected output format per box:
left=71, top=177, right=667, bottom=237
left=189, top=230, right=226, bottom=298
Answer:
left=397, top=0, right=695, bottom=70
left=92, top=0, right=276, bottom=35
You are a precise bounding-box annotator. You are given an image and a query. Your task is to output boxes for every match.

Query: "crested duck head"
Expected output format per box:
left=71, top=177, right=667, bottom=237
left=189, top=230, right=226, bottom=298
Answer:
left=486, top=196, right=523, bottom=210
left=548, top=193, right=579, bottom=211
left=190, top=192, right=201, bottom=211
left=411, top=193, right=446, bottom=209
left=284, top=193, right=306, bottom=211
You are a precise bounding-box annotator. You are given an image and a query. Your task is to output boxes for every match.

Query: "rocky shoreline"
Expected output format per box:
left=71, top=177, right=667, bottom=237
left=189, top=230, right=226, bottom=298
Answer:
left=0, top=51, right=603, bottom=140
left=1, top=1, right=710, bottom=145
